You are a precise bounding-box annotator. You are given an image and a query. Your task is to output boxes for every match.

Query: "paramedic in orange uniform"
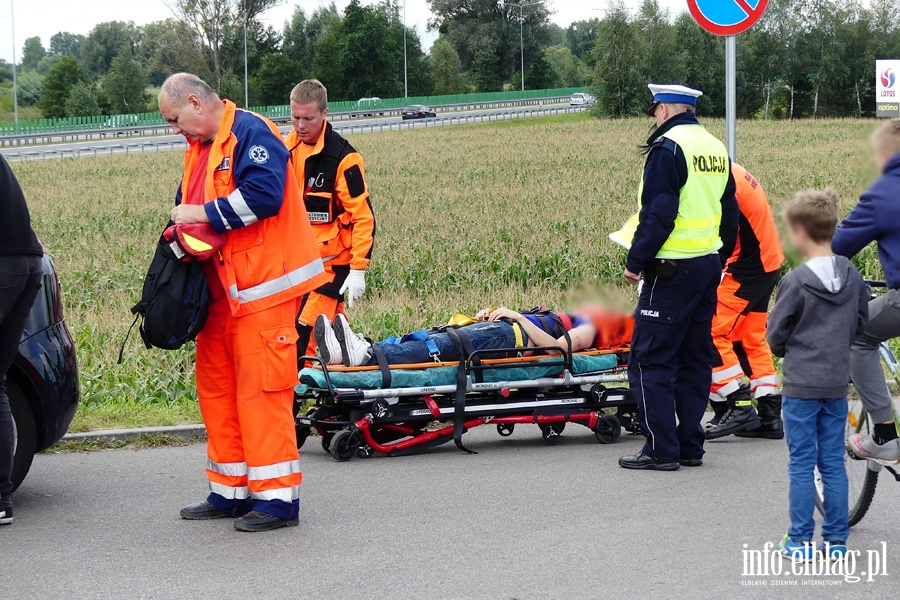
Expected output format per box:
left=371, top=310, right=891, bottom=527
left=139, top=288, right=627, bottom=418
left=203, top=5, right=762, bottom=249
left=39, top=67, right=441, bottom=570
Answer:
left=159, top=73, right=327, bottom=532
left=285, top=80, right=376, bottom=361
left=705, top=164, right=785, bottom=440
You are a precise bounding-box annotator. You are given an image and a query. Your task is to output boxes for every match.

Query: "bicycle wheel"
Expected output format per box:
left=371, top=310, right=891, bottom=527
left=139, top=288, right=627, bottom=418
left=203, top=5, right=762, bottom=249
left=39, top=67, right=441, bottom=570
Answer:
left=815, top=397, right=879, bottom=527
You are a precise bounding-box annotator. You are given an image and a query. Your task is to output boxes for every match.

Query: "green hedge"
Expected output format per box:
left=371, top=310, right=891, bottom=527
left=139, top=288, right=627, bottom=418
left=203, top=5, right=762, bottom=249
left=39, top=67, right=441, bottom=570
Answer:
left=0, top=88, right=582, bottom=137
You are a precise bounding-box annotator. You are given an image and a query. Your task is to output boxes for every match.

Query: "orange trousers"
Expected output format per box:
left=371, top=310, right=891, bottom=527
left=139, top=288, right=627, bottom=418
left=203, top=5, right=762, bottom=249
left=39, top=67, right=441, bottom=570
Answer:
left=296, top=262, right=348, bottom=360
left=297, top=290, right=345, bottom=359
left=196, top=296, right=302, bottom=520
left=711, top=272, right=779, bottom=401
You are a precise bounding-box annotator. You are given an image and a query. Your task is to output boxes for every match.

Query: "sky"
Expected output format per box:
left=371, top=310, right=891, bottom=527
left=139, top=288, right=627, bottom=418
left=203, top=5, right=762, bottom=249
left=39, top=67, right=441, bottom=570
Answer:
left=0, top=0, right=689, bottom=64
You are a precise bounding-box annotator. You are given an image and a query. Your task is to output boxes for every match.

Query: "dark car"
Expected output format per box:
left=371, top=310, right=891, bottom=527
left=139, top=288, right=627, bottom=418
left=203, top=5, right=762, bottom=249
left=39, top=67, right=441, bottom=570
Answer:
left=401, top=105, right=437, bottom=120
left=8, top=250, right=79, bottom=490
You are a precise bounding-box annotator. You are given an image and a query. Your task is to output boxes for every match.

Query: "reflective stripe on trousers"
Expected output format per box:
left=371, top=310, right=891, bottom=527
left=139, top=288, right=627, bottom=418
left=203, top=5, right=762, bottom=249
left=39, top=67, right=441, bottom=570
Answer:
left=247, top=459, right=301, bottom=481
left=229, top=258, right=325, bottom=304
left=207, top=458, right=248, bottom=477
left=253, top=486, right=301, bottom=502
left=711, top=363, right=744, bottom=383
left=751, top=375, right=780, bottom=398
left=209, top=480, right=251, bottom=500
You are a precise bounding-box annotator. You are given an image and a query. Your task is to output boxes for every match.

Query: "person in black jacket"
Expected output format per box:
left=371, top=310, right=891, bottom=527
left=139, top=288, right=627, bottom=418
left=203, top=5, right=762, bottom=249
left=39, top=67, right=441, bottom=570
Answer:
left=0, top=155, right=43, bottom=525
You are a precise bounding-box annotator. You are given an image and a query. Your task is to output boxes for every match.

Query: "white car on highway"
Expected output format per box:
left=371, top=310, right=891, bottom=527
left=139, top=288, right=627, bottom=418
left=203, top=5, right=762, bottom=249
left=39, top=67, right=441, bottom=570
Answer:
left=352, top=97, right=385, bottom=118
left=570, top=93, right=595, bottom=107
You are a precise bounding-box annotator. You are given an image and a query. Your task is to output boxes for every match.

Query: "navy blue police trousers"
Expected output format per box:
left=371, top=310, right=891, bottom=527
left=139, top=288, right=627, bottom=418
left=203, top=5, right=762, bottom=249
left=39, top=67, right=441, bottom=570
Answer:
left=628, top=253, right=722, bottom=462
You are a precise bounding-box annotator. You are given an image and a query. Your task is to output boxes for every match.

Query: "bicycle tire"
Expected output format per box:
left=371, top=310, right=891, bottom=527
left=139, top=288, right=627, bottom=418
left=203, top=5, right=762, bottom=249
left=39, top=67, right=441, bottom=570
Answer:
left=849, top=466, right=879, bottom=527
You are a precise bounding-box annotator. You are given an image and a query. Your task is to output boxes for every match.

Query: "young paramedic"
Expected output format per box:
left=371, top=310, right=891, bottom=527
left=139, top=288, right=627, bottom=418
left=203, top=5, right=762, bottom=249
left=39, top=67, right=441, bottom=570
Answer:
left=286, top=80, right=376, bottom=361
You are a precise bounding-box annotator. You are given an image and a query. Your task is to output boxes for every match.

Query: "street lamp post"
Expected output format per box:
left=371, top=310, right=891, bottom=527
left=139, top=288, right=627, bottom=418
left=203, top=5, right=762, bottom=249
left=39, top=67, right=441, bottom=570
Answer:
left=10, top=0, right=18, bottom=133
left=506, top=1, right=544, bottom=93
left=243, top=0, right=249, bottom=107
left=403, top=0, right=408, bottom=98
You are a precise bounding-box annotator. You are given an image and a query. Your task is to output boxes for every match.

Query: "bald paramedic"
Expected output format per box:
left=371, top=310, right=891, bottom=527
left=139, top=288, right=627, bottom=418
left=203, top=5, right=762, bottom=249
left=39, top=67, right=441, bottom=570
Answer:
left=159, top=73, right=327, bottom=532
left=705, top=164, right=784, bottom=440
left=286, top=80, right=376, bottom=361
left=614, top=83, right=739, bottom=472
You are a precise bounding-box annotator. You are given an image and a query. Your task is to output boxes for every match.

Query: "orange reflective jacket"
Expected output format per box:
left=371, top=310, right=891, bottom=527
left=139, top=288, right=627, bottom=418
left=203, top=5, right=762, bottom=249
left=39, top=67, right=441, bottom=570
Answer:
left=179, top=100, right=328, bottom=317
left=286, top=122, right=376, bottom=270
left=727, top=164, right=784, bottom=276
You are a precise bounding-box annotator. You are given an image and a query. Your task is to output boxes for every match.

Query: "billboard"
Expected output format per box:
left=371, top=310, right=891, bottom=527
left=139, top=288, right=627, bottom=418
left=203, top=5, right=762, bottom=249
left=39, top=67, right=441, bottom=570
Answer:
left=877, top=59, right=900, bottom=118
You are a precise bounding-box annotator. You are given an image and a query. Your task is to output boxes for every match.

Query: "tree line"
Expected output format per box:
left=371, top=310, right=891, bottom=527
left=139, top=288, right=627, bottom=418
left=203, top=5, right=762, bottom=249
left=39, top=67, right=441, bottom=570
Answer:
left=0, top=0, right=898, bottom=121
left=591, top=0, right=900, bottom=119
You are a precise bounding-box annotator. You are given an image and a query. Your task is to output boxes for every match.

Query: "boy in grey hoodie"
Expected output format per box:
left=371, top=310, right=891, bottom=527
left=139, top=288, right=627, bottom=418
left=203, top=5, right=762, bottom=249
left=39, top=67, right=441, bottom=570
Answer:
left=768, top=188, right=868, bottom=562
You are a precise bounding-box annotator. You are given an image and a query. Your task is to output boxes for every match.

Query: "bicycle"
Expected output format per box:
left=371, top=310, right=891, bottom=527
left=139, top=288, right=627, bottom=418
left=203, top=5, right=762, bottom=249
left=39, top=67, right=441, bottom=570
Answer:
left=814, top=281, right=900, bottom=526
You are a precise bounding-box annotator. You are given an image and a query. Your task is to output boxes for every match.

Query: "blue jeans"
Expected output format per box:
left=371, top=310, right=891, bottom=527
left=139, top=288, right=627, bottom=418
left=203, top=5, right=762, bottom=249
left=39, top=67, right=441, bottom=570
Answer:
left=367, top=321, right=522, bottom=365
left=783, top=396, right=849, bottom=543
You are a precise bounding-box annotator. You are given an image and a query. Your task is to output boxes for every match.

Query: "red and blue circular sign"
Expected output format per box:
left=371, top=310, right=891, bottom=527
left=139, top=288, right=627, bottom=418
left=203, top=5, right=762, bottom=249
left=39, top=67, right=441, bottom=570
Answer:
left=688, top=0, right=769, bottom=37
left=882, top=68, right=897, bottom=89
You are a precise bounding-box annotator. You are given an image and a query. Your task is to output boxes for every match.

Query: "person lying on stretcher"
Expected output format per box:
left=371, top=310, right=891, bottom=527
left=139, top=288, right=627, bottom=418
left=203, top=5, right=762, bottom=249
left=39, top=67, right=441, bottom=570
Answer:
left=313, top=305, right=634, bottom=368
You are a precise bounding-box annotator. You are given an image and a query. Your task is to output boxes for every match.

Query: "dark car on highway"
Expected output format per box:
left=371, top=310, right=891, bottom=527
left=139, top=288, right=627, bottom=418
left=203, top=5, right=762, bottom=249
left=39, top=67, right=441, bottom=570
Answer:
left=401, top=105, right=437, bottom=120
left=8, top=250, right=79, bottom=490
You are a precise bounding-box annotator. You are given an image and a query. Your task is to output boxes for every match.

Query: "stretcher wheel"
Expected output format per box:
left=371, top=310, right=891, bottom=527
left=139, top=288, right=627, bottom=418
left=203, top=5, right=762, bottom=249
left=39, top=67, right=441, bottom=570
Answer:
left=330, top=429, right=360, bottom=462
left=590, top=383, right=608, bottom=403
left=321, top=431, right=335, bottom=453
left=497, top=423, right=515, bottom=437
left=540, top=423, right=565, bottom=444
left=357, top=444, right=374, bottom=459
left=594, top=414, right=622, bottom=444
left=371, top=400, right=389, bottom=419
left=295, top=424, right=311, bottom=450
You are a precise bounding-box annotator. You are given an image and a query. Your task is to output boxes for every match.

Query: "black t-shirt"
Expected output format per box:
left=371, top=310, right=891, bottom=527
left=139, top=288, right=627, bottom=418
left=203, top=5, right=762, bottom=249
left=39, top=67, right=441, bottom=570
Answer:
left=0, top=156, right=42, bottom=257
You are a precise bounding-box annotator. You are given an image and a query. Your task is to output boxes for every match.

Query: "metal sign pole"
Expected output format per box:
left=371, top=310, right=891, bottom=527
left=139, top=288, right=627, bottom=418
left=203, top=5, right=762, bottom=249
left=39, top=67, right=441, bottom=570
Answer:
left=725, top=35, right=737, bottom=161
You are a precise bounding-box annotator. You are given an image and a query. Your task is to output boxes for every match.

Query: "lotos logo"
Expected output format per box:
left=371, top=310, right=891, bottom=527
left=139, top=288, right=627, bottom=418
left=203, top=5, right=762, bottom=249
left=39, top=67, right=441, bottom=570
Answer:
left=882, top=68, right=896, bottom=89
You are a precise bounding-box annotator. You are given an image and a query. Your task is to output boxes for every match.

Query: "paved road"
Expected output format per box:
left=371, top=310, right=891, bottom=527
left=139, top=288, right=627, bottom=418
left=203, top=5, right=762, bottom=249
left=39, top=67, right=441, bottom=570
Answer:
left=0, top=103, right=574, bottom=161
left=5, top=426, right=899, bottom=599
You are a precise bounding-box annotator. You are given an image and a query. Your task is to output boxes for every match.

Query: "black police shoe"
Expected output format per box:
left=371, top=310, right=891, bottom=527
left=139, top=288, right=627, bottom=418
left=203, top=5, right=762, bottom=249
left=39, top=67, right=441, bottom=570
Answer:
left=678, top=457, right=703, bottom=467
left=233, top=510, right=299, bottom=532
left=618, top=450, right=680, bottom=471
left=180, top=500, right=232, bottom=520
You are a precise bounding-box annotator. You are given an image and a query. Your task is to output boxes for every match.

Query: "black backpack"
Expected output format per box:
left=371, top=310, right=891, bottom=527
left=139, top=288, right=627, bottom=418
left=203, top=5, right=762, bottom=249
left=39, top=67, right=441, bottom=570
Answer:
left=119, top=233, right=210, bottom=361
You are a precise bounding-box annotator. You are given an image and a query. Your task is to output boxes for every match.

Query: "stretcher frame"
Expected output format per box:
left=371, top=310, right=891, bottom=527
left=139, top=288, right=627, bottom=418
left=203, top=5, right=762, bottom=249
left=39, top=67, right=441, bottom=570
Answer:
left=294, top=344, right=639, bottom=461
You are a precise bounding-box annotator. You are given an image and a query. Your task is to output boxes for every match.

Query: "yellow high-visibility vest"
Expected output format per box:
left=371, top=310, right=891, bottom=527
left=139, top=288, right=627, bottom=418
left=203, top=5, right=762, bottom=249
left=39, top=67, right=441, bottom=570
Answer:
left=629, top=124, right=729, bottom=259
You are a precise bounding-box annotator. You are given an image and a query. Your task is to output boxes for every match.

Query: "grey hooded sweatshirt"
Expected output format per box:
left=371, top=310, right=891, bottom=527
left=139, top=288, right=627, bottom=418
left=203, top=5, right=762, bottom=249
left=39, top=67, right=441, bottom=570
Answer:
left=767, top=255, right=869, bottom=399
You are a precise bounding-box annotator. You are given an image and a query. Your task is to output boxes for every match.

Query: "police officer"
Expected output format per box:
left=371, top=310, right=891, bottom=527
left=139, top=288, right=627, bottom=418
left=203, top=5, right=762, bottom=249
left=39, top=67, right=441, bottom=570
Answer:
left=614, top=84, right=739, bottom=471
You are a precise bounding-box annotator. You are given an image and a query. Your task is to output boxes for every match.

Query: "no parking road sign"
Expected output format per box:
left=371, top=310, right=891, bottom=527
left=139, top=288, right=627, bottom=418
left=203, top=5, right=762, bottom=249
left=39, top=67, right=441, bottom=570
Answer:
left=688, top=0, right=769, bottom=37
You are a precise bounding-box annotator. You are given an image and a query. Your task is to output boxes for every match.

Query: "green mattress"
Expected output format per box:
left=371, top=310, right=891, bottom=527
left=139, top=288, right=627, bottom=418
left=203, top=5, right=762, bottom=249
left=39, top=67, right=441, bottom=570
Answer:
left=299, top=353, right=618, bottom=390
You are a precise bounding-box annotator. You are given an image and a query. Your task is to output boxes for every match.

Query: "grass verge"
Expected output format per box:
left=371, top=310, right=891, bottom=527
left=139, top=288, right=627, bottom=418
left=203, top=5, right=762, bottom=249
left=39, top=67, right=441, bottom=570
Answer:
left=11, top=114, right=885, bottom=434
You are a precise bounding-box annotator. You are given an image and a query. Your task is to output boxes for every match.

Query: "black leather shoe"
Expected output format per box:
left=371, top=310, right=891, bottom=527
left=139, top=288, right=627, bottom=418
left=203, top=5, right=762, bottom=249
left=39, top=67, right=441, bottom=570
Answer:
left=618, top=451, right=680, bottom=471
left=678, top=457, right=703, bottom=467
left=180, top=500, right=231, bottom=520
left=234, top=510, right=299, bottom=532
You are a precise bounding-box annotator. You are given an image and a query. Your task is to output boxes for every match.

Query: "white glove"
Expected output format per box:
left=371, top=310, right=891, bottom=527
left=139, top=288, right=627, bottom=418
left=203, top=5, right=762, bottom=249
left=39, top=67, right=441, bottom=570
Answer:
left=339, top=269, right=367, bottom=308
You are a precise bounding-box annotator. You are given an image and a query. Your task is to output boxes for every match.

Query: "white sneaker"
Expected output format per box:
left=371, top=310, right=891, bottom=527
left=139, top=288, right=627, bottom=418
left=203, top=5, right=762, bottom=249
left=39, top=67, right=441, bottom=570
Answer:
left=313, top=315, right=343, bottom=366
left=333, top=314, right=371, bottom=367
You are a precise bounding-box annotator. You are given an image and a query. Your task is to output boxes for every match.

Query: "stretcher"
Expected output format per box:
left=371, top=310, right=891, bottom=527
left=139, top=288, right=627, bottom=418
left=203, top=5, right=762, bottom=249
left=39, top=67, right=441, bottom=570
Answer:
left=293, top=343, right=639, bottom=461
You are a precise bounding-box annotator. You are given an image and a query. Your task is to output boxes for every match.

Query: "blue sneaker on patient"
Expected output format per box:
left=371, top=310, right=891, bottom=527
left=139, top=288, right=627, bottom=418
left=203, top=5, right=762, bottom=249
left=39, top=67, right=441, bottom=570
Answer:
left=779, top=534, right=817, bottom=562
